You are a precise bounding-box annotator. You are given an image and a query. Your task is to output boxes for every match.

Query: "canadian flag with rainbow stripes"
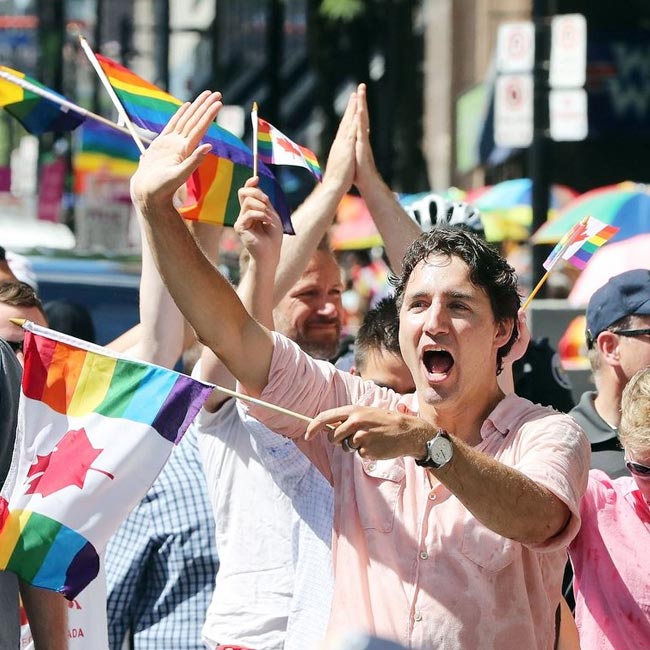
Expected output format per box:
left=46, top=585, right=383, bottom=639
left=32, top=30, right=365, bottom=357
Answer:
left=256, top=116, right=322, bottom=181
left=0, top=322, right=213, bottom=599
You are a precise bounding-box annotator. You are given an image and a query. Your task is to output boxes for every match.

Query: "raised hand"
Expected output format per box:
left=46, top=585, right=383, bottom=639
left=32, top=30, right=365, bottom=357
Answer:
left=235, top=176, right=284, bottom=268
left=321, top=87, right=358, bottom=194
left=305, top=404, right=433, bottom=461
left=353, top=82, right=379, bottom=192
left=131, top=91, right=222, bottom=209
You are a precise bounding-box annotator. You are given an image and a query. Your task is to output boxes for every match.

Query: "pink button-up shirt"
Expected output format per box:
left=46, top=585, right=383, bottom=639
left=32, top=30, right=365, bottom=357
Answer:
left=569, top=470, right=650, bottom=650
left=242, top=333, right=590, bottom=649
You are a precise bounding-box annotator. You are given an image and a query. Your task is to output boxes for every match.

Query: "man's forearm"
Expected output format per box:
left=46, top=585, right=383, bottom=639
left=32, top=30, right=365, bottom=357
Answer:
left=357, top=175, right=421, bottom=273
left=137, top=197, right=274, bottom=395
left=273, top=181, right=345, bottom=304
left=433, top=436, right=571, bottom=546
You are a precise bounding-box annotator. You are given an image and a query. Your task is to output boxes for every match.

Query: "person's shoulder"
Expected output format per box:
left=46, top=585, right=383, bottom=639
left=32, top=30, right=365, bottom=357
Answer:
left=581, top=468, right=618, bottom=509
left=503, top=393, right=578, bottom=430
left=193, top=397, right=239, bottom=432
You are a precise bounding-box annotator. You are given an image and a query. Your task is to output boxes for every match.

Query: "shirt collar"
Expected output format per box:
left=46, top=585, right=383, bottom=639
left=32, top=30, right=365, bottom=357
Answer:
left=398, top=392, right=518, bottom=441
left=481, top=393, right=525, bottom=439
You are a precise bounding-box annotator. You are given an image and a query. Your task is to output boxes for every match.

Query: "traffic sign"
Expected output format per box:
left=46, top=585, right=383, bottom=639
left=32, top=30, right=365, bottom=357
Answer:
left=496, top=22, right=535, bottom=73
left=549, top=88, right=588, bottom=141
left=549, top=14, right=587, bottom=88
left=494, top=74, right=533, bottom=148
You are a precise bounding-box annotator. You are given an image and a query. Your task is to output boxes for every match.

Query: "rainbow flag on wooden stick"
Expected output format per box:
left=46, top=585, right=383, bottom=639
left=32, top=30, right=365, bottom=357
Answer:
left=256, top=116, right=322, bottom=181
left=0, top=322, right=212, bottom=599
left=0, top=65, right=86, bottom=134
left=543, top=215, right=620, bottom=271
left=95, top=55, right=293, bottom=232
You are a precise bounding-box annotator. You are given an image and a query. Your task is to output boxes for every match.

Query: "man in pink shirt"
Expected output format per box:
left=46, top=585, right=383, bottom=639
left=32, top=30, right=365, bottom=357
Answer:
left=569, top=366, right=650, bottom=650
left=132, top=94, right=590, bottom=650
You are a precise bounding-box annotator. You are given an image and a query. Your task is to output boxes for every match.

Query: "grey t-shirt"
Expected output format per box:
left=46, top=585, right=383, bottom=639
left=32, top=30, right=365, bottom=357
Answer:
left=0, top=337, right=22, bottom=649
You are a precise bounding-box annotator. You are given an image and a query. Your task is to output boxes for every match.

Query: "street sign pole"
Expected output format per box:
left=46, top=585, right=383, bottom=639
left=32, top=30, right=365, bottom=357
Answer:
left=529, top=0, right=554, bottom=296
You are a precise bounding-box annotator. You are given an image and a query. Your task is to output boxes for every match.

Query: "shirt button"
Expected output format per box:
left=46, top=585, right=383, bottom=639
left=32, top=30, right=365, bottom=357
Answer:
left=428, top=492, right=436, bottom=501
left=414, top=611, right=423, bottom=622
left=367, top=462, right=377, bottom=471
left=420, top=551, right=429, bottom=560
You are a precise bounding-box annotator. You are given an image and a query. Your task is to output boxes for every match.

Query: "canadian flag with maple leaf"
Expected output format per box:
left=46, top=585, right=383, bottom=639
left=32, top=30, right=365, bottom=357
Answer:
left=542, top=215, right=620, bottom=272
left=0, top=321, right=212, bottom=599
left=254, top=114, right=322, bottom=181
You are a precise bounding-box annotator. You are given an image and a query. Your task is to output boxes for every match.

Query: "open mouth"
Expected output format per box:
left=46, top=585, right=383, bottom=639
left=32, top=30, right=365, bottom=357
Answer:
left=422, top=349, right=454, bottom=377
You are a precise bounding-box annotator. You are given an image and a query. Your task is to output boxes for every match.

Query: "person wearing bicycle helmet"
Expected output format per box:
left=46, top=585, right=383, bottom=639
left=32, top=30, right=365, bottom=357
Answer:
left=400, top=192, right=485, bottom=238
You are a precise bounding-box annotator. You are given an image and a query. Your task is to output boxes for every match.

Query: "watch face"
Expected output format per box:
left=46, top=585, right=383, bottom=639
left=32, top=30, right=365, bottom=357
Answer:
left=429, top=434, right=453, bottom=466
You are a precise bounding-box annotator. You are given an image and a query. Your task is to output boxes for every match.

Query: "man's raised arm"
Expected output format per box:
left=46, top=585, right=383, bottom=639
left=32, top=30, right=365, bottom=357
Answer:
left=354, top=83, right=421, bottom=272
left=131, top=91, right=274, bottom=396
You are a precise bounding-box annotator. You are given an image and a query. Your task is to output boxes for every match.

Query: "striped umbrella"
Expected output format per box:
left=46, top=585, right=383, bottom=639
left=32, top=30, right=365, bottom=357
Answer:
left=532, top=181, right=650, bottom=244
left=330, top=195, right=382, bottom=250
left=467, top=178, right=577, bottom=242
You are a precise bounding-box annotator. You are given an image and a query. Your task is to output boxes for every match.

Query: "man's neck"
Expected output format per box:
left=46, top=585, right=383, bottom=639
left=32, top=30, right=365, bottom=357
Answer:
left=421, top=387, right=506, bottom=446
left=593, top=385, right=622, bottom=429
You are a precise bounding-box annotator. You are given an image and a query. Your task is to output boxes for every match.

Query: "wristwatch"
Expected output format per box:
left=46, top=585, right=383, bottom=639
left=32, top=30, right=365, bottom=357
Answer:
left=415, top=429, right=453, bottom=469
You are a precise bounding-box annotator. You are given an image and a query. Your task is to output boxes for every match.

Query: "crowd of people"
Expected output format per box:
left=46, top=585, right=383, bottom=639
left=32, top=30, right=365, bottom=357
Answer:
left=1, top=82, right=649, bottom=650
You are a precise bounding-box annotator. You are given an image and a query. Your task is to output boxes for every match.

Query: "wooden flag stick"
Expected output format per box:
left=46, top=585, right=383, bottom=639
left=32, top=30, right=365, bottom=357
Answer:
left=11, top=318, right=331, bottom=430
left=521, top=269, right=551, bottom=312
left=0, top=68, right=151, bottom=143
left=79, top=35, right=146, bottom=154
left=251, top=101, right=259, bottom=178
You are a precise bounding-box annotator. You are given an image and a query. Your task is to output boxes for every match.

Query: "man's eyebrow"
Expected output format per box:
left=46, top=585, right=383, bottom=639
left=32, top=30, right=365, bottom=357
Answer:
left=447, top=289, right=476, bottom=302
left=404, top=288, right=477, bottom=302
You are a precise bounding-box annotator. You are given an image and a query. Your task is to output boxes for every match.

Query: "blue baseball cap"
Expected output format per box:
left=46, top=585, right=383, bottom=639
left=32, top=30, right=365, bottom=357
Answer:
left=586, top=269, right=650, bottom=348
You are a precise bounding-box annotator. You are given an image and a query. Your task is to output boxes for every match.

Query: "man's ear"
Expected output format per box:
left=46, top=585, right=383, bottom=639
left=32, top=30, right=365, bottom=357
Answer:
left=597, top=331, right=620, bottom=367
left=494, top=317, right=515, bottom=350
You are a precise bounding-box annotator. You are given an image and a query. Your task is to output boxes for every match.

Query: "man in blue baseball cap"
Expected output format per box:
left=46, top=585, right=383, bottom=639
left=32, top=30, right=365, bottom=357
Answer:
left=571, top=269, right=650, bottom=477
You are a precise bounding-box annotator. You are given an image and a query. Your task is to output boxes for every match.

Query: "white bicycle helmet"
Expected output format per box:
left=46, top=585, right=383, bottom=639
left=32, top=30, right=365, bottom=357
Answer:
left=399, top=192, right=485, bottom=239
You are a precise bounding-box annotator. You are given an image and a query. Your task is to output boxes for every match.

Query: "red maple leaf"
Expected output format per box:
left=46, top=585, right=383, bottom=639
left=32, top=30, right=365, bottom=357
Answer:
left=570, top=220, right=589, bottom=244
left=276, top=136, right=302, bottom=158
left=25, top=428, right=114, bottom=498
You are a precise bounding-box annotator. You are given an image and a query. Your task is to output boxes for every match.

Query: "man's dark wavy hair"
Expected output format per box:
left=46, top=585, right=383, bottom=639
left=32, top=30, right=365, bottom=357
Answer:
left=391, top=227, right=520, bottom=374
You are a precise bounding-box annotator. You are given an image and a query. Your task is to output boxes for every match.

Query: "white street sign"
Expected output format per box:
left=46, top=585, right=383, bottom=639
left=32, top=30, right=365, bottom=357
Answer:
left=494, top=74, right=533, bottom=148
left=550, top=14, right=587, bottom=88
left=549, top=88, right=588, bottom=141
left=496, top=22, right=535, bottom=73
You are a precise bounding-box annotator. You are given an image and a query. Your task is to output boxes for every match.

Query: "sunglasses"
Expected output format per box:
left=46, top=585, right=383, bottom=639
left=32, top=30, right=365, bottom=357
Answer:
left=6, top=339, right=24, bottom=354
left=625, top=458, right=650, bottom=478
left=610, top=328, right=650, bottom=339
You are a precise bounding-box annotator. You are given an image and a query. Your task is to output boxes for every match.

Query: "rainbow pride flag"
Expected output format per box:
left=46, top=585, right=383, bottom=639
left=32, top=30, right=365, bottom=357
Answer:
left=0, top=65, right=86, bottom=134
left=73, top=121, right=140, bottom=192
left=256, top=117, right=322, bottom=181
left=95, top=55, right=293, bottom=232
left=543, top=215, right=620, bottom=271
left=73, top=121, right=140, bottom=193
left=0, top=322, right=212, bottom=599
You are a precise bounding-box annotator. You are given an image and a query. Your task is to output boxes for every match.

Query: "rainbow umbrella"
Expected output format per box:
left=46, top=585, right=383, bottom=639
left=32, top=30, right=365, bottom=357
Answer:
left=557, top=315, right=590, bottom=370
left=330, top=195, right=383, bottom=250
left=469, top=178, right=577, bottom=242
left=532, top=182, right=650, bottom=244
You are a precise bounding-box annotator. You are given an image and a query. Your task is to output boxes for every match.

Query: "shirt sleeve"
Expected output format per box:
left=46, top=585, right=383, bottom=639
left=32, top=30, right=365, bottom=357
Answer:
left=239, top=332, right=400, bottom=483
left=514, top=412, right=591, bottom=552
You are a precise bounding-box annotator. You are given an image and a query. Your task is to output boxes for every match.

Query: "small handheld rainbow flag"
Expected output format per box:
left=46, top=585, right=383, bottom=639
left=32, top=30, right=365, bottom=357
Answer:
left=0, top=65, right=86, bottom=134
left=0, top=321, right=212, bottom=599
left=543, top=215, right=620, bottom=271
left=256, top=116, right=322, bottom=181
